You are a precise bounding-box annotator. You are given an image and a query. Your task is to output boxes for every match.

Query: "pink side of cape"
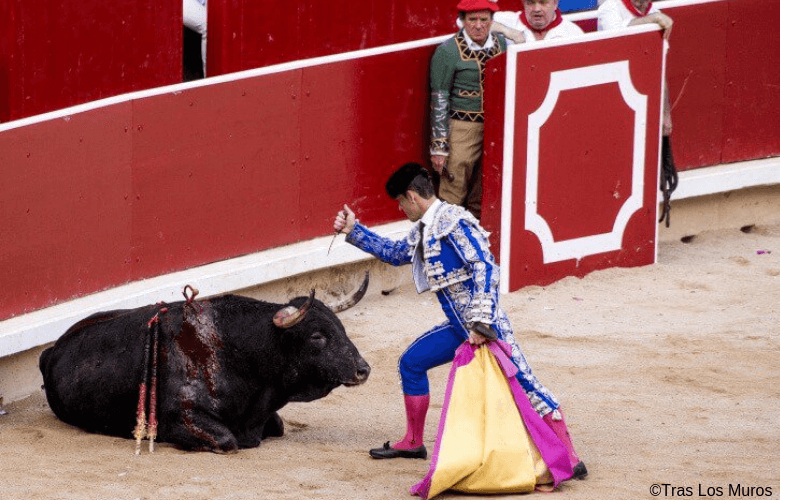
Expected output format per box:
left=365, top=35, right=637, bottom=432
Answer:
left=410, top=341, right=573, bottom=499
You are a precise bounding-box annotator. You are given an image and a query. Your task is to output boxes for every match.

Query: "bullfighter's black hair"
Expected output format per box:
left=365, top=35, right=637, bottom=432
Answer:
left=385, top=162, right=435, bottom=199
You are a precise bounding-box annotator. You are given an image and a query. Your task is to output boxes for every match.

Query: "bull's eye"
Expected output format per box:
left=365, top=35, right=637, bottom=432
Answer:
left=310, top=332, right=327, bottom=349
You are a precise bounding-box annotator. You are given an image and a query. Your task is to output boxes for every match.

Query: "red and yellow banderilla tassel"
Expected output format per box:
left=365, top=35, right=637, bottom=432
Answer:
left=134, top=305, right=166, bottom=454
left=133, top=382, right=148, bottom=455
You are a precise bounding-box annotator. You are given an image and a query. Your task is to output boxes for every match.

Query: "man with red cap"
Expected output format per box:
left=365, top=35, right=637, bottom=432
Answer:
left=466, top=0, right=584, bottom=44
left=429, top=0, right=506, bottom=221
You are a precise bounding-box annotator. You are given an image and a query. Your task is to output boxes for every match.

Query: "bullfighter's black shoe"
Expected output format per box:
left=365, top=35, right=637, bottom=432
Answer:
left=572, top=461, right=589, bottom=480
left=369, top=441, right=427, bottom=459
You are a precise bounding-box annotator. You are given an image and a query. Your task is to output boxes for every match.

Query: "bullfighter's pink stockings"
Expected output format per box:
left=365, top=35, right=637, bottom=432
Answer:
left=392, top=394, right=430, bottom=450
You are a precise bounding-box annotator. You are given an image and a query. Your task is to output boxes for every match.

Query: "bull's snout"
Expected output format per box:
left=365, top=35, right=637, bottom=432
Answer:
left=346, top=358, right=370, bottom=386
left=356, top=362, right=370, bottom=383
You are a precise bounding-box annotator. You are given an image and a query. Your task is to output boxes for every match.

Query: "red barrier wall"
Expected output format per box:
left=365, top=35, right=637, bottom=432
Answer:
left=0, top=0, right=780, bottom=322
left=0, top=47, right=436, bottom=321
left=2, top=0, right=779, bottom=175
left=661, top=0, right=780, bottom=168
left=0, top=0, right=182, bottom=122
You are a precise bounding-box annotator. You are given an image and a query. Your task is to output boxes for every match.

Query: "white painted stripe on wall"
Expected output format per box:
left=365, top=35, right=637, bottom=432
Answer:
left=499, top=50, right=519, bottom=295
left=668, top=158, right=780, bottom=200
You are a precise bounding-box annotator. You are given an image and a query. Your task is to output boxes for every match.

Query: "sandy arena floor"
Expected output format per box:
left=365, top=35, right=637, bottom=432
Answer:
left=0, top=224, right=780, bottom=499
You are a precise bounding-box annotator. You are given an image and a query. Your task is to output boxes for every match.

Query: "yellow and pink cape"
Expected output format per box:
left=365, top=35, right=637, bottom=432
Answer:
left=411, top=341, right=573, bottom=499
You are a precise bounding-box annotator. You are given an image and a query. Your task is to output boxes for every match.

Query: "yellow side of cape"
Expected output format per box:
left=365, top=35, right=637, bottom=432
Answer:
left=428, top=347, right=553, bottom=498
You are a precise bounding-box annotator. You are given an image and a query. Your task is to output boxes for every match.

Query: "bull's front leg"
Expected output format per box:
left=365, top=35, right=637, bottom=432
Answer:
left=262, top=411, right=284, bottom=439
left=160, top=383, right=239, bottom=453
left=225, top=387, right=286, bottom=448
left=236, top=388, right=286, bottom=447
left=161, top=405, right=239, bottom=453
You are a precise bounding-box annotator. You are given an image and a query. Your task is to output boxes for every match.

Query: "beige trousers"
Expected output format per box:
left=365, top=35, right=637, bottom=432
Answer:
left=438, top=119, right=484, bottom=220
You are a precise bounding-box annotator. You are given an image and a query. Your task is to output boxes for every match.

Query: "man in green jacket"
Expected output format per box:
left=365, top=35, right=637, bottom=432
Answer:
left=429, top=0, right=507, bottom=221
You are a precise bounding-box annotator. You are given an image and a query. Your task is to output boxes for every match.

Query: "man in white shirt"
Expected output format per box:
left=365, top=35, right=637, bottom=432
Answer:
left=598, top=0, right=673, bottom=40
left=478, top=0, right=585, bottom=43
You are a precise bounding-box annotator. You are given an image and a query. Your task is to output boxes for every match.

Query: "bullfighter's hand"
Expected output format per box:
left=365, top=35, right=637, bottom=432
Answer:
left=468, top=330, right=489, bottom=346
left=334, top=204, right=356, bottom=234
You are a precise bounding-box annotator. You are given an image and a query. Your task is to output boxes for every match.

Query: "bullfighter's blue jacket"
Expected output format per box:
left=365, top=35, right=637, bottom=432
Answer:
left=346, top=200, right=560, bottom=417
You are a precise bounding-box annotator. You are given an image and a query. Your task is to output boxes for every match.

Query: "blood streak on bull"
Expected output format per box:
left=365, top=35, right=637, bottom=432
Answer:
left=178, top=299, right=223, bottom=398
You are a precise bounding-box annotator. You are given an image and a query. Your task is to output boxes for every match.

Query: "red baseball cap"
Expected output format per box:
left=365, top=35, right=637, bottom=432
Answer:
left=456, top=0, right=499, bottom=12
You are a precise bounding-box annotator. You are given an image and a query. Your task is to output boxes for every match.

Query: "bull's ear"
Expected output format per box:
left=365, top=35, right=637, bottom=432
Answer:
left=273, top=290, right=316, bottom=328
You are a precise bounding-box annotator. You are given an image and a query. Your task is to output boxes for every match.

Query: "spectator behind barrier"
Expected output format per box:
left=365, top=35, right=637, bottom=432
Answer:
left=184, top=0, right=208, bottom=77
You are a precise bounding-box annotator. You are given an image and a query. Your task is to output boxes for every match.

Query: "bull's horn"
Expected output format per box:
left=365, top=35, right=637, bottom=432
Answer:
left=328, top=271, right=370, bottom=314
left=273, top=290, right=316, bottom=328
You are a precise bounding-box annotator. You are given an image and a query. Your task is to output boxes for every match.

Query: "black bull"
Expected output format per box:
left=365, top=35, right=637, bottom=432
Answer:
left=39, top=274, right=371, bottom=453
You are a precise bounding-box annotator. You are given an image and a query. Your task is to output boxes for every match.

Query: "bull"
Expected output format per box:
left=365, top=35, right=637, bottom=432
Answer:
left=39, top=274, right=371, bottom=453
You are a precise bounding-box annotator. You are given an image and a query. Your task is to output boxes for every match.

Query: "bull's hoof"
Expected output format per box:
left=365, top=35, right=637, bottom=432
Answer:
left=211, top=447, right=239, bottom=455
